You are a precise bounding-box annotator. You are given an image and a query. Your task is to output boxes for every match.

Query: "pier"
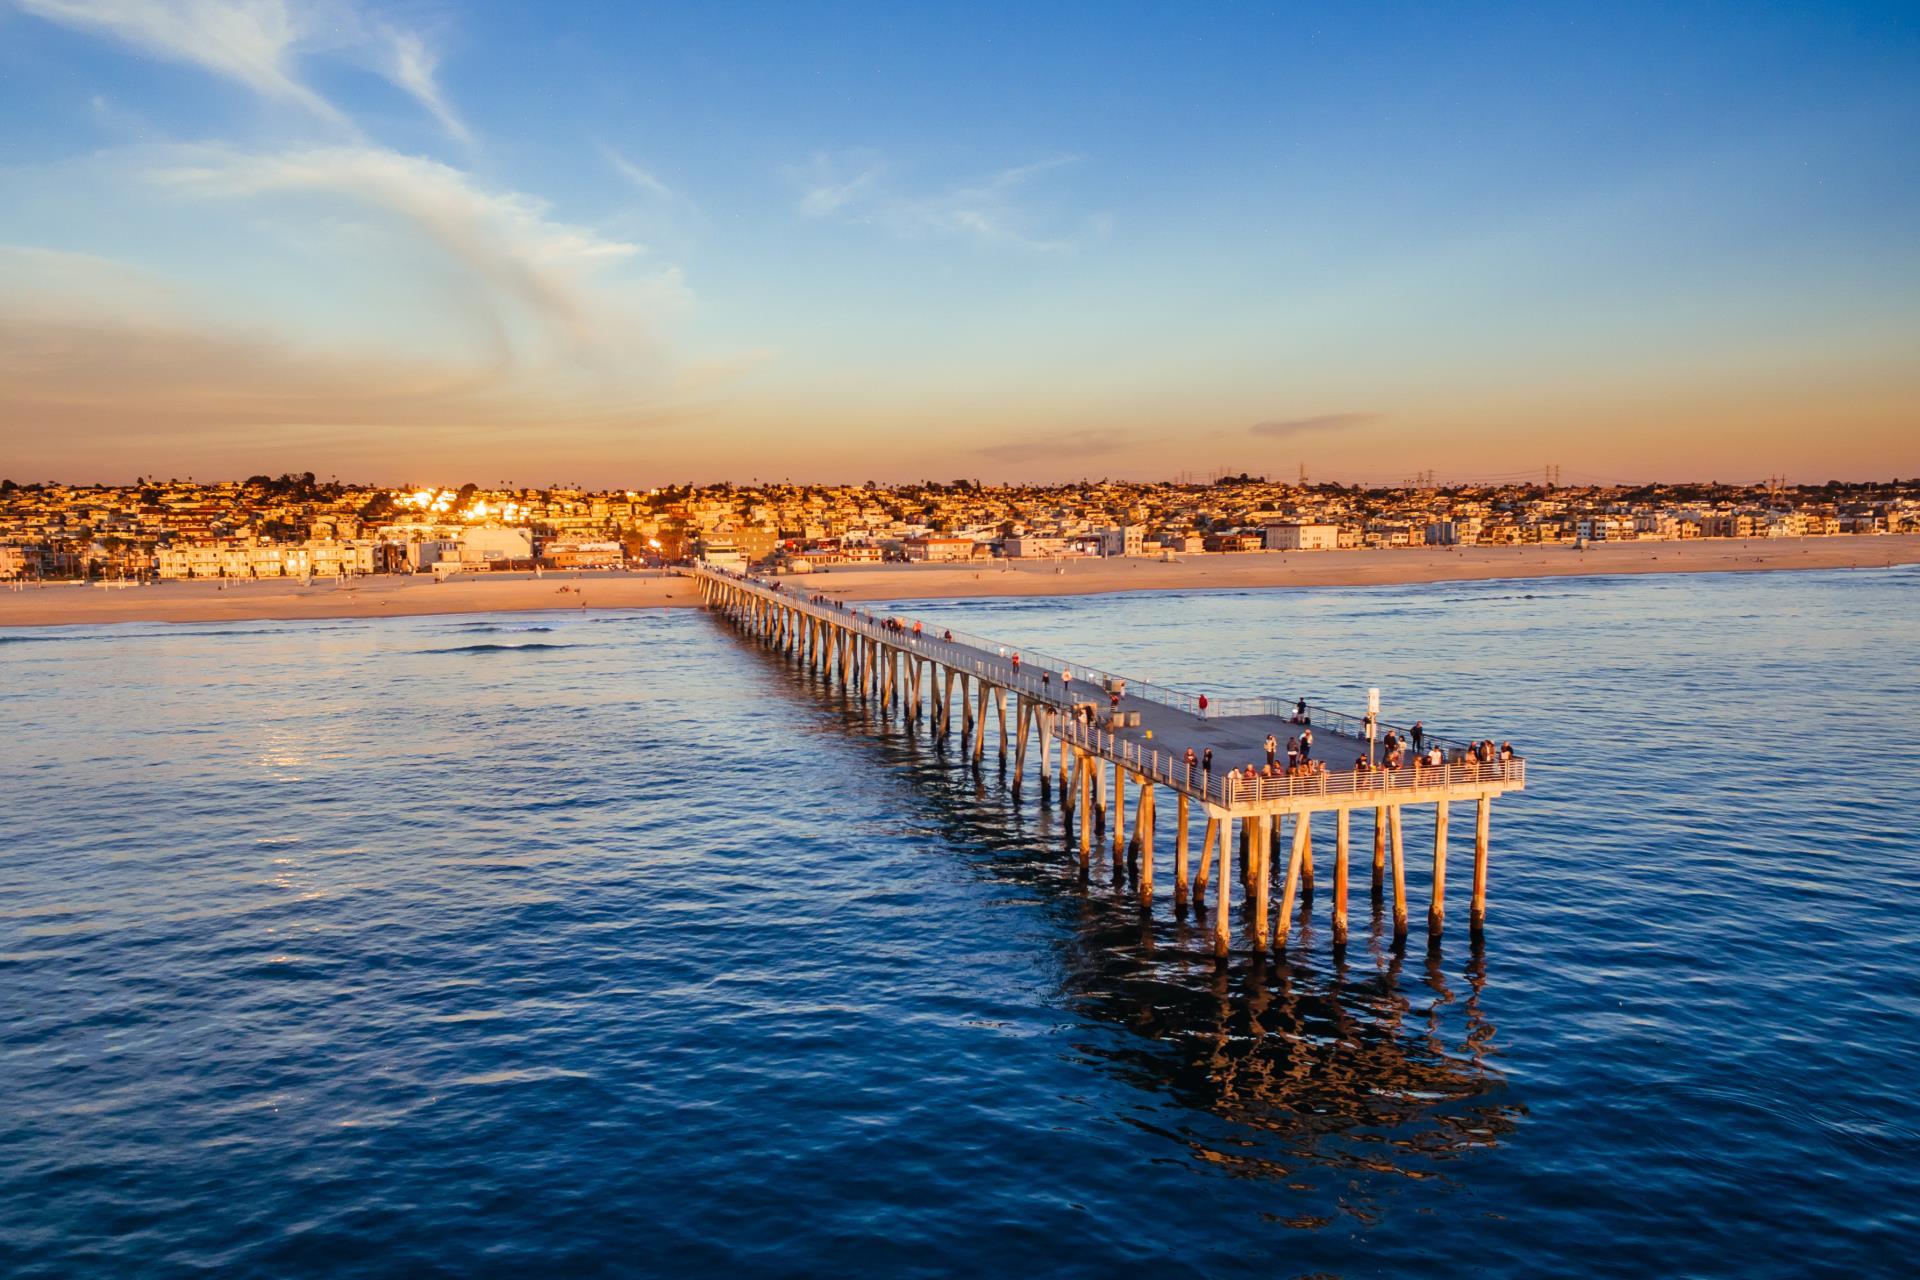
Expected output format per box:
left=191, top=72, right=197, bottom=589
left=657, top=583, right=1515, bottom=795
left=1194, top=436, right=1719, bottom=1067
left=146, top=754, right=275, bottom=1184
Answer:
left=687, top=564, right=1526, bottom=958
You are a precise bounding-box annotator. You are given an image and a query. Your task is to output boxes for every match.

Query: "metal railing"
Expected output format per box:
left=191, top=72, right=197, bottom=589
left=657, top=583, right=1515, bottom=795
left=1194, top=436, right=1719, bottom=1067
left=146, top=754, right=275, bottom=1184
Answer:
left=1052, top=715, right=1523, bottom=809
left=686, top=565, right=1503, bottom=787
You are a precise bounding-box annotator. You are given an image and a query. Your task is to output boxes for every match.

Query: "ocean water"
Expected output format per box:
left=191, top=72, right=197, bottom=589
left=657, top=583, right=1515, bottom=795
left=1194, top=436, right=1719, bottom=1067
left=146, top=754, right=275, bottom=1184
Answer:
left=3, top=567, right=1916, bottom=1277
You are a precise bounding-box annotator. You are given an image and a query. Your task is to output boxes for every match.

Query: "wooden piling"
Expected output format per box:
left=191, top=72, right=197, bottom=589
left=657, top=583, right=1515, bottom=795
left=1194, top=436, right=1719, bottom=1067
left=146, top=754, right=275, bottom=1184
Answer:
left=1274, top=809, right=1308, bottom=949
left=1138, top=783, right=1155, bottom=903
left=973, top=681, right=990, bottom=761
left=1013, top=701, right=1031, bottom=788
left=1372, top=805, right=1387, bottom=904
left=1389, top=804, right=1408, bottom=944
left=1077, top=752, right=1092, bottom=867
left=1212, top=818, right=1232, bottom=959
left=1112, top=767, right=1127, bottom=861
left=1430, top=800, right=1449, bottom=943
left=1174, top=794, right=1191, bottom=907
left=1300, top=812, right=1316, bottom=901
left=1194, top=815, right=1217, bottom=902
left=1333, top=808, right=1350, bottom=946
left=1472, top=796, right=1491, bottom=941
left=1252, top=815, right=1271, bottom=950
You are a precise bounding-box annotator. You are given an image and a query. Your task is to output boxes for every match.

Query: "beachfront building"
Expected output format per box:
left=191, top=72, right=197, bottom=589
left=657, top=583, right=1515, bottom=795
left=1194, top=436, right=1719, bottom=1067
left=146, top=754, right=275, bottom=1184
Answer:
left=154, top=537, right=374, bottom=579
left=1423, top=519, right=1485, bottom=546
left=306, top=540, right=378, bottom=576
left=543, top=540, right=626, bottom=568
left=462, top=527, right=536, bottom=563
left=903, top=536, right=978, bottom=562
left=1094, top=525, right=1146, bottom=557
left=1003, top=534, right=1071, bottom=558
left=1264, top=523, right=1339, bottom=551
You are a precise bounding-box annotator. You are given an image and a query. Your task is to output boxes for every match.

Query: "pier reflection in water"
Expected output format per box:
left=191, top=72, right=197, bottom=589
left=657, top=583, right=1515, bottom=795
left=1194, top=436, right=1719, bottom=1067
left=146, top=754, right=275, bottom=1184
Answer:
left=744, top=632, right=1522, bottom=1217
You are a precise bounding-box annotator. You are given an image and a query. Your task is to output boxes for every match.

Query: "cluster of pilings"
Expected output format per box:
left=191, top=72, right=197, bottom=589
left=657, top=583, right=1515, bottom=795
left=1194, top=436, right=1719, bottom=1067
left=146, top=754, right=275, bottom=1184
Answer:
left=693, top=568, right=1515, bottom=961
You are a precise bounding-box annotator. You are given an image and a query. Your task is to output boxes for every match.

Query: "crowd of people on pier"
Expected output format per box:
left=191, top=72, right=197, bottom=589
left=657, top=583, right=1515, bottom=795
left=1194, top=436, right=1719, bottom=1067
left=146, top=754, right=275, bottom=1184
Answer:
left=1171, top=725, right=1519, bottom=801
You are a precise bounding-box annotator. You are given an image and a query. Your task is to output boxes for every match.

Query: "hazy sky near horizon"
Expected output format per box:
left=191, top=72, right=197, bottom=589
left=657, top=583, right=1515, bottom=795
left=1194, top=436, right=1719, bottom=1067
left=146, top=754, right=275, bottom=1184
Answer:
left=1, top=0, right=1916, bottom=487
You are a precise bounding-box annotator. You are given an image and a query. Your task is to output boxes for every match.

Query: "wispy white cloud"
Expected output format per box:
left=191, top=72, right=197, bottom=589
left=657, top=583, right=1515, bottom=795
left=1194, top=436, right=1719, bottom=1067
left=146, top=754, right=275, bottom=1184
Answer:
left=18, top=0, right=350, bottom=127
left=792, top=150, right=1085, bottom=251
left=1249, top=412, right=1381, bottom=440
left=16, top=0, right=473, bottom=144
left=602, top=145, right=676, bottom=202
left=794, top=150, right=882, bottom=218
left=974, top=428, right=1120, bottom=463
left=383, top=26, right=470, bottom=146
left=151, top=144, right=655, bottom=352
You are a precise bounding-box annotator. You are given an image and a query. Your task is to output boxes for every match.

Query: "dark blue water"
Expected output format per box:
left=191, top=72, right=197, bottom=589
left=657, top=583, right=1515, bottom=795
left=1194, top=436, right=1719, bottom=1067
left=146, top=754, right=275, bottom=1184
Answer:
left=4, top=569, right=1917, bottom=1277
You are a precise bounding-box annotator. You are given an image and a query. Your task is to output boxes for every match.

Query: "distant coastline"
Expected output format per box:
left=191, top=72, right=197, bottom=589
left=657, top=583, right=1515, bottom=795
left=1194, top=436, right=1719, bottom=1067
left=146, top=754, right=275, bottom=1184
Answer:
left=3, top=536, right=1916, bottom=629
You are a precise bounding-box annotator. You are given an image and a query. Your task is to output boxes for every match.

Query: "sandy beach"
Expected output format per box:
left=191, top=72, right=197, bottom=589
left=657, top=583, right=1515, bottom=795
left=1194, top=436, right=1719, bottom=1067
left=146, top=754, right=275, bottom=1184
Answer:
left=2, top=536, right=1915, bottom=628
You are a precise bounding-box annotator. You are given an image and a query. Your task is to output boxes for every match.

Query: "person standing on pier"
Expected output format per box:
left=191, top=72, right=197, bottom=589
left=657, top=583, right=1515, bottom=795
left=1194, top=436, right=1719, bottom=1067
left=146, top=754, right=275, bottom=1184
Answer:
left=1286, top=737, right=1300, bottom=770
left=1202, top=747, right=1213, bottom=780
left=1184, top=747, right=1197, bottom=784
left=1197, top=693, right=1209, bottom=717
left=1300, top=727, right=1314, bottom=760
left=1264, top=733, right=1278, bottom=767
left=1412, top=721, right=1425, bottom=753
left=1011, top=652, right=1021, bottom=674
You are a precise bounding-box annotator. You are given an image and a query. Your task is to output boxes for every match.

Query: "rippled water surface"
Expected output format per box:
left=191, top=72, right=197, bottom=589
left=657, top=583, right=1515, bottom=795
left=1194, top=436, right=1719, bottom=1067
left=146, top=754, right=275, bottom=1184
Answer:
left=4, top=568, right=1918, bottom=1277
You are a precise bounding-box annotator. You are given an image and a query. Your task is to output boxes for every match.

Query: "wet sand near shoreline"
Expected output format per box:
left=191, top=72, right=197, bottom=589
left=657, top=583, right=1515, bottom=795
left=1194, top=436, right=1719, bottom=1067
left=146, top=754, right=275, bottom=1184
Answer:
left=2, top=536, right=1915, bottom=628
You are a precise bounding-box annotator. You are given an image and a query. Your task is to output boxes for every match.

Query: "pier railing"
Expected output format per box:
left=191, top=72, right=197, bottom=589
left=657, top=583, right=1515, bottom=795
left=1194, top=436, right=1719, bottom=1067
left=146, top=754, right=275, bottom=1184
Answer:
left=1053, top=716, right=1525, bottom=809
left=852, top=608, right=1466, bottom=752
left=690, top=564, right=1494, bottom=780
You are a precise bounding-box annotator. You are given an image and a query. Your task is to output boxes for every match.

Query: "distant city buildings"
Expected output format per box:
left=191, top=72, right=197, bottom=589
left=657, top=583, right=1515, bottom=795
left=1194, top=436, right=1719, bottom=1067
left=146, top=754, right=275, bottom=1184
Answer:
left=0, top=472, right=1914, bottom=580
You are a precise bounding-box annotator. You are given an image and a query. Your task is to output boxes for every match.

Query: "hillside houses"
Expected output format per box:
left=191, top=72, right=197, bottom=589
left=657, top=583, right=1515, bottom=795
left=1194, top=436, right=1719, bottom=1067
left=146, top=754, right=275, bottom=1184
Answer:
left=2, top=473, right=1915, bottom=579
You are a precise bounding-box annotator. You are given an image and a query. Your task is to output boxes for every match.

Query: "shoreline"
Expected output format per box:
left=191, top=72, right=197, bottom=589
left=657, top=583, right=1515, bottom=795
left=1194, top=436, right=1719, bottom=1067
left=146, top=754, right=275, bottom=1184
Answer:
left=2, top=536, right=1916, bottom=629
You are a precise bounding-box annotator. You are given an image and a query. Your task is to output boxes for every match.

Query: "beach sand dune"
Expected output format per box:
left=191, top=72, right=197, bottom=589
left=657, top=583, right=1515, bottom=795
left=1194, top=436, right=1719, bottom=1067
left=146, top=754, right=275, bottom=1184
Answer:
left=2, top=536, right=1915, bottom=628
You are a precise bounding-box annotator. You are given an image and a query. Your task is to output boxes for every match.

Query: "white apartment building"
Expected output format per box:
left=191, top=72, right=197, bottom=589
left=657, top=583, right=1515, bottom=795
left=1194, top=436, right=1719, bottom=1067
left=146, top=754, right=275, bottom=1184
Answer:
left=158, top=539, right=373, bottom=578
left=1094, top=525, right=1145, bottom=556
left=461, top=527, right=536, bottom=562
left=1264, top=522, right=1339, bottom=551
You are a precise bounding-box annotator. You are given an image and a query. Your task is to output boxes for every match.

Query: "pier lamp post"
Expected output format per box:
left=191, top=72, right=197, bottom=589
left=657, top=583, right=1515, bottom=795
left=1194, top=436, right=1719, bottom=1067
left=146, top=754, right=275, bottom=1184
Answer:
left=1366, top=687, right=1380, bottom=766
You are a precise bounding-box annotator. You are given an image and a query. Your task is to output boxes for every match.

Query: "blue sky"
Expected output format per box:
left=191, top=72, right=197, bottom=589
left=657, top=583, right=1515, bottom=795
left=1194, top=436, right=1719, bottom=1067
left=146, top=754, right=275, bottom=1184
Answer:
left=1, top=1, right=1915, bottom=484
